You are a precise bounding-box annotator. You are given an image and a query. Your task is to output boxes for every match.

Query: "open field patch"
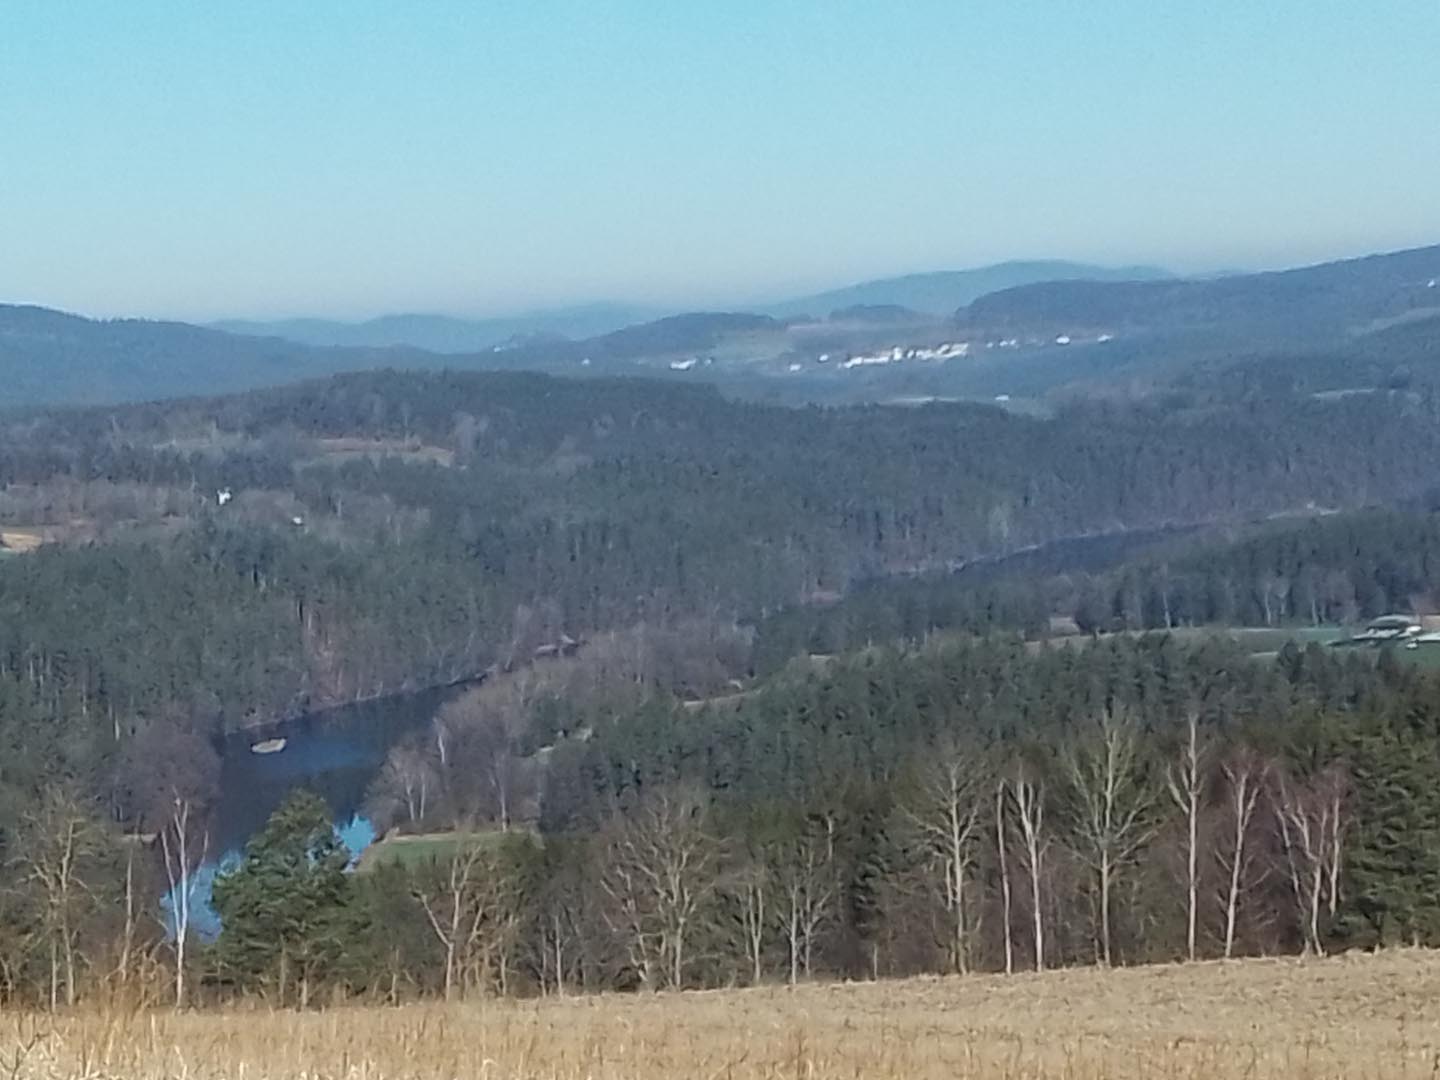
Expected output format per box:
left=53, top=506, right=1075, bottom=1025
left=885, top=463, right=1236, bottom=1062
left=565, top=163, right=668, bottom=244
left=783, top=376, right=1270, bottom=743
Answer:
left=11, top=950, right=1440, bottom=1078
left=0, top=528, right=45, bottom=553
left=356, top=828, right=524, bottom=872
left=308, top=437, right=455, bottom=467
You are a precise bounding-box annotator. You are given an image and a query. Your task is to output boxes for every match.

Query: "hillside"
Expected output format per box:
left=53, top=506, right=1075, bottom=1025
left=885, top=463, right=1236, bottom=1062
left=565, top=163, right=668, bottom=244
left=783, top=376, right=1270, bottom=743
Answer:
left=957, top=243, right=1440, bottom=341
left=0, top=304, right=449, bottom=406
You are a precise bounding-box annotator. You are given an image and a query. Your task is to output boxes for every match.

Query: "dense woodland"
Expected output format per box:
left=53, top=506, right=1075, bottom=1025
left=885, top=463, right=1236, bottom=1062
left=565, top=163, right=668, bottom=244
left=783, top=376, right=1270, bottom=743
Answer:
left=5, top=366, right=1440, bottom=1005
left=6, top=632, right=1440, bottom=1005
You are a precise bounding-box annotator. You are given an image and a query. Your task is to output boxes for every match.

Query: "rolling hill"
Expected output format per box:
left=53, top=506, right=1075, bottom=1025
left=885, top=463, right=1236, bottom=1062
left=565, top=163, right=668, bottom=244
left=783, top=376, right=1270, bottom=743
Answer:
left=765, top=260, right=1173, bottom=319
left=956, top=243, right=1440, bottom=341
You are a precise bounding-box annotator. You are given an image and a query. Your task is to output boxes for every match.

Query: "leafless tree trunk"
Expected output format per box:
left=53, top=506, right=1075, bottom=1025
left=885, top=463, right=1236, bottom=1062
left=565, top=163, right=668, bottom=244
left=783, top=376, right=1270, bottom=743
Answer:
left=1165, top=711, right=1208, bottom=962
left=1065, top=708, right=1156, bottom=967
left=1009, top=765, right=1048, bottom=972
left=734, top=860, right=769, bottom=985
left=117, top=845, right=136, bottom=991
left=996, top=778, right=1014, bottom=975
left=158, top=794, right=209, bottom=1009
left=1218, top=750, right=1265, bottom=959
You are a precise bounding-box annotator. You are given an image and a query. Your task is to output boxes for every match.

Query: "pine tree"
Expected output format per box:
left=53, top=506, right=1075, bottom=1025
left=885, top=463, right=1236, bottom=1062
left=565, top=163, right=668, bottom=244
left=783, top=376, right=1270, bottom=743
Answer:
left=1338, top=722, right=1440, bottom=947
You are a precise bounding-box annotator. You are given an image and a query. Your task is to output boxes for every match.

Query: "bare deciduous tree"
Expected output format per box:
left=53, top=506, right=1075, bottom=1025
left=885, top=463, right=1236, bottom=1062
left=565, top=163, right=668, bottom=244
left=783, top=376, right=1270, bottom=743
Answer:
left=597, top=788, right=721, bottom=991
left=1008, top=764, right=1049, bottom=972
left=731, top=854, right=771, bottom=986
left=1165, top=710, right=1209, bottom=962
left=995, top=777, right=1015, bottom=975
left=774, top=824, right=835, bottom=985
left=1217, top=748, right=1266, bottom=959
left=13, top=789, right=111, bottom=1009
left=412, top=836, right=516, bottom=1001
left=367, top=740, right=440, bottom=831
left=1271, top=765, right=1347, bottom=956
left=1065, top=708, right=1157, bottom=967
left=158, top=794, right=208, bottom=1009
left=901, top=747, right=986, bottom=974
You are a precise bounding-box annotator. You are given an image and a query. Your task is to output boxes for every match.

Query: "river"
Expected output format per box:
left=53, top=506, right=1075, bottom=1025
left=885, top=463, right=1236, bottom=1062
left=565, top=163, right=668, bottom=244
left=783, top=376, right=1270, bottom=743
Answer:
left=173, top=682, right=467, bottom=938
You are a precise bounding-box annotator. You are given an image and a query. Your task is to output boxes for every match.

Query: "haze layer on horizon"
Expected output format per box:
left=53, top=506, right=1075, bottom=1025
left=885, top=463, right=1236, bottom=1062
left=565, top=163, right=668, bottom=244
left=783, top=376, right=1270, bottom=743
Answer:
left=3, top=1, right=1439, bottom=321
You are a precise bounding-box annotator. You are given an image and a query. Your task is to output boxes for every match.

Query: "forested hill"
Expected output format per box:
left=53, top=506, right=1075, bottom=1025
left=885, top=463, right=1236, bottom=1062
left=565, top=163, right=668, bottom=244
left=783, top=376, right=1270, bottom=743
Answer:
left=0, top=303, right=784, bottom=407
left=957, top=243, right=1440, bottom=340
left=763, top=260, right=1172, bottom=318
left=5, top=368, right=1440, bottom=759
left=0, top=304, right=450, bottom=406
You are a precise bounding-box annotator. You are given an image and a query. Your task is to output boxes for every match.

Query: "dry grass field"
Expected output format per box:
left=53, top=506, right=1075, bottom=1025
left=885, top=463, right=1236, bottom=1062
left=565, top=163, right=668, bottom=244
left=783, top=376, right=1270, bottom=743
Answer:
left=9, top=951, right=1440, bottom=1079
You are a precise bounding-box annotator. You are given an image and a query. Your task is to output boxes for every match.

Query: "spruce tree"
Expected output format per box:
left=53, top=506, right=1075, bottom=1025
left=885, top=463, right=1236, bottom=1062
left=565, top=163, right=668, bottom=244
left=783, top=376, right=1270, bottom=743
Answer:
left=212, top=791, right=356, bottom=1006
left=1339, top=724, right=1440, bottom=947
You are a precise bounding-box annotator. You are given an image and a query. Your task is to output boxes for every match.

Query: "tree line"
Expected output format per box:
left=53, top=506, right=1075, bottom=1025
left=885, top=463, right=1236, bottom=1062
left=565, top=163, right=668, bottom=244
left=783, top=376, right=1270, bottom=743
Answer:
left=3, top=632, right=1438, bottom=1006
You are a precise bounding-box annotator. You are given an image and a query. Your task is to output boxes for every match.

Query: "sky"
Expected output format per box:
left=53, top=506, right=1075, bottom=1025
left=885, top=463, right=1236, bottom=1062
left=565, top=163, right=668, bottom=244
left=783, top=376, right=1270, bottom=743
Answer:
left=3, top=1, right=1439, bottom=321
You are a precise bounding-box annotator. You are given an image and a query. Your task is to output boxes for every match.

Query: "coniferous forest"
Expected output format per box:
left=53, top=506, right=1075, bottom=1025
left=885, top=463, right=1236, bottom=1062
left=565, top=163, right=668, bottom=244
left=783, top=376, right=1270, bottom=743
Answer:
left=5, top=368, right=1440, bottom=1004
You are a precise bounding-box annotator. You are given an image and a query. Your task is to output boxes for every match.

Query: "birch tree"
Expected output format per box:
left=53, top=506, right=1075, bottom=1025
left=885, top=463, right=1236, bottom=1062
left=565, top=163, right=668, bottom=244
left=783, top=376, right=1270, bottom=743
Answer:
left=774, top=823, right=835, bottom=985
left=995, top=776, right=1015, bottom=975
left=1272, top=765, right=1347, bottom=956
left=158, top=794, right=209, bottom=1009
left=1064, top=707, right=1157, bottom=967
left=901, top=748, right=986, bottom=974
left=1008, top=764, right=1049, bottom=972
left=1164, top=710, right=1209, bottom=961
left=1217, top=748, right=1266, bottom=958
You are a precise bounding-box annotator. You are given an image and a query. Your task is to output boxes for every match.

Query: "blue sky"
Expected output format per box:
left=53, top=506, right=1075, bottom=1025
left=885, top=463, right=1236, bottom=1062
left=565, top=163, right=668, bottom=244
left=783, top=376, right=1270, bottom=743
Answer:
left=3, top=1, right=1438, bottom=320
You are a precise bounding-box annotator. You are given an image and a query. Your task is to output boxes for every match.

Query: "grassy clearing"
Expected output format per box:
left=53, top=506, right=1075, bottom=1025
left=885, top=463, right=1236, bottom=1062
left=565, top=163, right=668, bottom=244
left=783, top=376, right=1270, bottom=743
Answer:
left=356, top=828, right=523, bottom=872
left=10, top=950, right=1440, bottom=1078
left=0, top=528, right=46, bottom=553
left=307, top=437, right=455, bottom=468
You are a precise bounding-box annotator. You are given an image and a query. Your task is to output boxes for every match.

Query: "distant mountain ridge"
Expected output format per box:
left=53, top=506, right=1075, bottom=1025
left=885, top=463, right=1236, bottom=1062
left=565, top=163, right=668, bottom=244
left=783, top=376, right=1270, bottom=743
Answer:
left=212, top=262, right=1170, bottom=353
left=6, top=243, right=1440, bottom=410
left=956, top=244, right=1440, bottom=340
left=212, top=302, right=665, bottom=354
left=764, top=260, right=1174, bottom=319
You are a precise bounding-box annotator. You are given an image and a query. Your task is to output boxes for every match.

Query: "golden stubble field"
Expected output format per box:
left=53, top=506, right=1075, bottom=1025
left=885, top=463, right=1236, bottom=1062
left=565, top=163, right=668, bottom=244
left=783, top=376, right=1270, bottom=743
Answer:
left=7, top=951, right=1440, bottom=1079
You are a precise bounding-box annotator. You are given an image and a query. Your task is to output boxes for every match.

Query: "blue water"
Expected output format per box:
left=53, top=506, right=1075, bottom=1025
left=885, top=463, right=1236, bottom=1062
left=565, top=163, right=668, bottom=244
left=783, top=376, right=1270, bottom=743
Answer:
left=166, top=684, right=463, bottom=939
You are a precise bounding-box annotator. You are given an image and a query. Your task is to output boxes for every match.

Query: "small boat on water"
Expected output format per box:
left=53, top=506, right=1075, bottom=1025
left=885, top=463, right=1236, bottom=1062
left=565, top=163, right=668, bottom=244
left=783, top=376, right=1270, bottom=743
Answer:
left=250, top=737, right=287, bottom=755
